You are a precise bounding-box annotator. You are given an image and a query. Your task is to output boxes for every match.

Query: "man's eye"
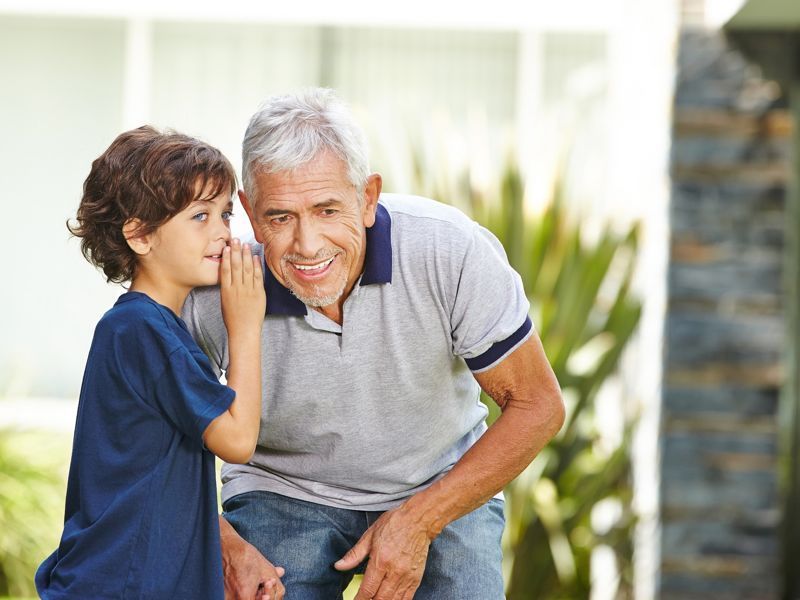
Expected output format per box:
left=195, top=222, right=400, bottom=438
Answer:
left=321, top=209, right=338, bottom=216
left=271, top=215, right=291, bottom=225
left=192, top=212, right=208, bottom=222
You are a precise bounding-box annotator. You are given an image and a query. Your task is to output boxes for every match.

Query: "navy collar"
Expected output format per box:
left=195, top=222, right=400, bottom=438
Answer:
left=264, top=203, right=392, bottom=316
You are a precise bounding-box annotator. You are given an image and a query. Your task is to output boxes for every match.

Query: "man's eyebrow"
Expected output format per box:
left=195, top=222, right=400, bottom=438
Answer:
left=313, top=199, right=342, bottom=209
left=262, top=207, right=296, bottom=217
left=261, top=199, right=343, bottom=217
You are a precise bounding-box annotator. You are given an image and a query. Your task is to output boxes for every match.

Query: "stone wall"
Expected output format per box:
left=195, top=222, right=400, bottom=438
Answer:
left=662, top=29, right=793, bottom=599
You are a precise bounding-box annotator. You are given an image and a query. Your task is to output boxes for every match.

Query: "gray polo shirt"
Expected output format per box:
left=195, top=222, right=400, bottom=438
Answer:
left=183, top=193, right=532, bottom=510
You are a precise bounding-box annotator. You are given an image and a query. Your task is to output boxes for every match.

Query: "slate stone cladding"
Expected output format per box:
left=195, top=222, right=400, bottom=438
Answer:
left=662, top=29, right=792, bottom=599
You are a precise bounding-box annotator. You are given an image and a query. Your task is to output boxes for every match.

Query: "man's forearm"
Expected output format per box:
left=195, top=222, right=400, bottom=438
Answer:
left=401, top=396, right=563, bottom=539
left=401, top=334, right=564, bottom=539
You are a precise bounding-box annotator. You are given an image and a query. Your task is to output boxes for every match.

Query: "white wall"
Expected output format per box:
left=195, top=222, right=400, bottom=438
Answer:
left=0, top=15, right=593, bottom=399
left=0, top=16, right=126, bottom=398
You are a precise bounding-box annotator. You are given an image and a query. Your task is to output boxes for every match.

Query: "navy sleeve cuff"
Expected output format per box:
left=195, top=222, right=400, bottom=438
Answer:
left=464, top=316, right=533, bottom=372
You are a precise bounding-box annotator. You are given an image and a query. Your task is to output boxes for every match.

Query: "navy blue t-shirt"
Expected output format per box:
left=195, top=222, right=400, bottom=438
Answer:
left=36, top=292, right=235, bottom=599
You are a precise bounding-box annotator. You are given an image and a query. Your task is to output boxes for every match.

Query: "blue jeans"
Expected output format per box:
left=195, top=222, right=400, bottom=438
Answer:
left=223, top=491, right=506, bottom=599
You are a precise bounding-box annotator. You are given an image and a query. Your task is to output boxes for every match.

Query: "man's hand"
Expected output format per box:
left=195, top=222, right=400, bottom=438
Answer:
left=334, top=506, right=431, bottom=600
left=335, top=334, right=563, bottom=600
left=220, top=517, right=285, bottom=600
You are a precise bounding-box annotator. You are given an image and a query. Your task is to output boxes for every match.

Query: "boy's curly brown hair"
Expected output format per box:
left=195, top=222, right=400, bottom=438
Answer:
left=68, top=125, right=237, bottom=283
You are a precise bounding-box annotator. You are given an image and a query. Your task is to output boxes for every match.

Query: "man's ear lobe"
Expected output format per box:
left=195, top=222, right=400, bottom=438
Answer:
left=238, top=190, right=251, bottom=214
left=362, top=173, right=383, bottom=228
left=239, top=190, right=264, bottom=244
left=123, top=218, right=151, bottom=256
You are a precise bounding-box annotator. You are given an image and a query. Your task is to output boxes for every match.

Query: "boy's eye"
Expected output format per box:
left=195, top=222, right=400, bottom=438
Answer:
left=192, top=212, right=209, bottom=222
left=222, top=210, right=234, bottom=221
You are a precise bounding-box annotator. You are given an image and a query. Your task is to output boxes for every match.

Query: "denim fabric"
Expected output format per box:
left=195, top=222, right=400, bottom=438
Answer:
left=223, top=491, right=505, bottom=599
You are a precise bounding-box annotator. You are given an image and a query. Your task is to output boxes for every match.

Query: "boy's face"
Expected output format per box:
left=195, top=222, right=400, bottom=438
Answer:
left=143, top=186, right=234, bottom=291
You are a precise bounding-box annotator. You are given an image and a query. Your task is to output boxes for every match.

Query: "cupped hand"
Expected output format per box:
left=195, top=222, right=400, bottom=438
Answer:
left=219, top=239, right=266, bottom=337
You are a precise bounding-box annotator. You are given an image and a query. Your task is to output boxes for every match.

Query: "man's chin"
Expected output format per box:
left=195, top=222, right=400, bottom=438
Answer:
left=287, top=279, right=347, bottom=308
left=292, top=291, right=342, bottom=308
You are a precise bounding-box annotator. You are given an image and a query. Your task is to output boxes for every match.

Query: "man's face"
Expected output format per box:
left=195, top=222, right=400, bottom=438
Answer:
left=242, top=151, right=380, bottom=322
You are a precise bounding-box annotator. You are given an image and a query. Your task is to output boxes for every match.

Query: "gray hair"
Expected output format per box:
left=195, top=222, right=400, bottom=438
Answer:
left=242, top=88, right=370, bottom=200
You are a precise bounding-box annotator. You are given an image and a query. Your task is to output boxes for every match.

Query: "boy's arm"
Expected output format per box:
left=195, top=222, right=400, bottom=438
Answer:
left=203, top=240, right=266, bottom=464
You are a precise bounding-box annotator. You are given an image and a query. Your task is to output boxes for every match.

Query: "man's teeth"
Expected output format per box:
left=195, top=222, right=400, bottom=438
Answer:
left=293, top=257, right=334, bottom=271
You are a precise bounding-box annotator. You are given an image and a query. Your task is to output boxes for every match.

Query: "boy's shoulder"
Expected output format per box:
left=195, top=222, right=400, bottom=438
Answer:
left=100, top=291, right=169, bottom=326
left=97, top=292, right=187, bottom=354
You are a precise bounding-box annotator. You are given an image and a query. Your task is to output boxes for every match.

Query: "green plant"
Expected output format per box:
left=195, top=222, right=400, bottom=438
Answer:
left=409, top=148, right=642, bottom=598
left=0, top=428, right=68, bottom=598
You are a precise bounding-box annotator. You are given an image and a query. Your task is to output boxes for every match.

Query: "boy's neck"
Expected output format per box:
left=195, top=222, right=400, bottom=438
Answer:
left=129, top=273, right=189, bottom=316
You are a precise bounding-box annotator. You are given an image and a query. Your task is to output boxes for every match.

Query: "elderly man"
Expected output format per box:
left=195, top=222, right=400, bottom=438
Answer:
left=183, top=88, right=564, bottom=600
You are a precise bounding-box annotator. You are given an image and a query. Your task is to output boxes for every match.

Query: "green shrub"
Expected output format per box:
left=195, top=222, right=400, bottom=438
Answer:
left=0, top=428, right=68, bottom=598
left=410, top=150, right=642, bottom=598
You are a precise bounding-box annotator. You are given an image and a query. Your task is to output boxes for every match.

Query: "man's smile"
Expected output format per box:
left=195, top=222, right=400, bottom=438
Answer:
left=291, top=256, right=335, bottom=272
left=284, top=253, right=340, bottom=281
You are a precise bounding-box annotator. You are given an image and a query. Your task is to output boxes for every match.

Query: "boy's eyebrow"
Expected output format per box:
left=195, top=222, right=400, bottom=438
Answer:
left=190, top=197, right=233, bottom=208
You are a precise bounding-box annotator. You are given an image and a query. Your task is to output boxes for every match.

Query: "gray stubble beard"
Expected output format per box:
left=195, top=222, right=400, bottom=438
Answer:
left=281, top=252, right=348, bottom=308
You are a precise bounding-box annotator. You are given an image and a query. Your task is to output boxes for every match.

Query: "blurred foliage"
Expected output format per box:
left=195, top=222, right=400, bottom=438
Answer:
left=0, top=427, right=68, bottom=598
left=410, top=147, right=642, bottom=598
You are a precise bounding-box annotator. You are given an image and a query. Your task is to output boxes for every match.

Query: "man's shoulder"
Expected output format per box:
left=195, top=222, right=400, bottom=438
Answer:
left=183, top=284, right=226, bottom=338
left=187, top=284, right=223, bottom=307
left=379, top=193, right=476, bottom=241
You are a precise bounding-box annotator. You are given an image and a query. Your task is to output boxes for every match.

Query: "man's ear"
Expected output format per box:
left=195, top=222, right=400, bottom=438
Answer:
left=239, top=190, right=263, bottom=244
left=122, top=218, right=151, bottom=256
left=361, top=173, right=383, bottom=228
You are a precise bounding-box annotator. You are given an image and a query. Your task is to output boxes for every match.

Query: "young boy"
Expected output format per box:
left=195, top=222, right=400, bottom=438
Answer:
left=36, top=126, right=278, bottom=599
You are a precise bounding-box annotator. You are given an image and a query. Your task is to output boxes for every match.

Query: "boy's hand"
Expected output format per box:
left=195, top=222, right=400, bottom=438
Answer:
left=204, top=238, right=265, bottom=463
left=220, top=239, right=266, bottom=337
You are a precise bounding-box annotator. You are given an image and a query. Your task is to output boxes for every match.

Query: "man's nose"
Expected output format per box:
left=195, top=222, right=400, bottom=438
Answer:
left=294, top=219, right=324, bottom=258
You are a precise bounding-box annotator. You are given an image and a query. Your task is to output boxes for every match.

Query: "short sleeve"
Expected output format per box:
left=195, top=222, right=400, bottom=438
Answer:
left=450, top=223, right=533, bottom=373
left=153, top=344, right=235, bottom=443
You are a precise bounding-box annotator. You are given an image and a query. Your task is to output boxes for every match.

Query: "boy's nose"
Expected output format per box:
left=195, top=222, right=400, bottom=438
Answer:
left=214, top=217, right=231, bottom=242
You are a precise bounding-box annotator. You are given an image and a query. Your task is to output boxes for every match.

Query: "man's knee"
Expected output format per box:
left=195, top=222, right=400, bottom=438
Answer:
left=416, top=498, right=506, bottom=599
